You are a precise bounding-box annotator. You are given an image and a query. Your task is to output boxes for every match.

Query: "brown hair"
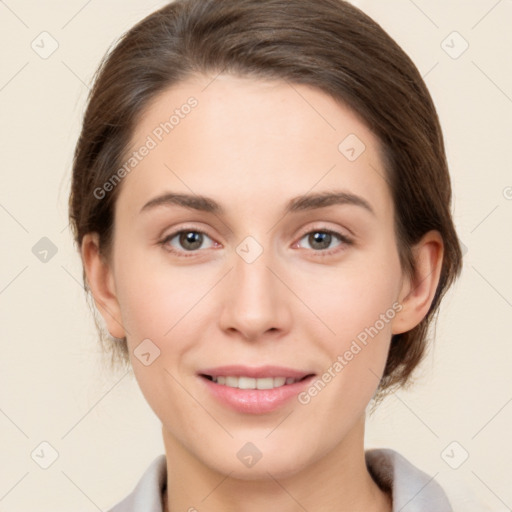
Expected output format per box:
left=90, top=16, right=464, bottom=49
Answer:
left=69, top=0, right=463, bottom=394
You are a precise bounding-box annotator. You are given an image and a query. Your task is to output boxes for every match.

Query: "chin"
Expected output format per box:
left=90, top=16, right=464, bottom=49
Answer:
left=195, top=438, right=317, bottom=481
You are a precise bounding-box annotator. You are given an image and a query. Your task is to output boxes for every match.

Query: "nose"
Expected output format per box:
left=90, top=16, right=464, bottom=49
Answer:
left=218, top=244, right=292, bottom=342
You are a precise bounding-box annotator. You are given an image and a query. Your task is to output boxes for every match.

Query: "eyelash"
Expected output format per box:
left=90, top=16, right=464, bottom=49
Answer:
left=294, top=228, right=354, bottom=256
left=159, top=227, right=354, bottom=258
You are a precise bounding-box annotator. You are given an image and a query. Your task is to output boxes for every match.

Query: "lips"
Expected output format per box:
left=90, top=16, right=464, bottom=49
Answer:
left=198, top=365, right=315, bottom=414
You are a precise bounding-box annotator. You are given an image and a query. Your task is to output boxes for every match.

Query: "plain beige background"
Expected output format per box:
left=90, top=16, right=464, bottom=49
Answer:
left=1, top=1, right=511, bottom=511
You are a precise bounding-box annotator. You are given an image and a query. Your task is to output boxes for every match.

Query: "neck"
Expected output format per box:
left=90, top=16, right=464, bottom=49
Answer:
left=162, top=416, right=391, bottom=512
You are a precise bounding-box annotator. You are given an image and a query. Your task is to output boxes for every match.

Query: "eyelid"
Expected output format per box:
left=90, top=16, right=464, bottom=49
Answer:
left=158, top=223, right=354, bottom=257
left=292, top=225, right=354, bottom=255
left=294, top=222, right=354, bottom=243
left=159, top=222, right=218, bottom=242
left=159, top=225, right=222, bottom=256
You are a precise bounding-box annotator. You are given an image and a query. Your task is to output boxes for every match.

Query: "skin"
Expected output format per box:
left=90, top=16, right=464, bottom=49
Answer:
left=82, top=74, right=444, bottom=512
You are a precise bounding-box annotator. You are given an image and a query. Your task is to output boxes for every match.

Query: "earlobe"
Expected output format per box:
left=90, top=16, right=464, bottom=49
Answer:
left=81, top=233, right=126, bottom=339
left=391, top=231, right=444, bottom=335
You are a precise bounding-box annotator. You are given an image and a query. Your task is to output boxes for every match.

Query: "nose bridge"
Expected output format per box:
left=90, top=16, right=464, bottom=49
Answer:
left=218, top=238, right=290, bottom=339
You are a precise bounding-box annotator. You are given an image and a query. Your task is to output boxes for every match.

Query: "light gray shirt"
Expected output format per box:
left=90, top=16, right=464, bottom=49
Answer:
left=108, top=448, right=453, bottom=512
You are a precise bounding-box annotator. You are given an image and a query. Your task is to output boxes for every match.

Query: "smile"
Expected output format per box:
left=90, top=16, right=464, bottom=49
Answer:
left=198, top=366, right=316, bottom=414
left=203, top=375, right=306, bottom=389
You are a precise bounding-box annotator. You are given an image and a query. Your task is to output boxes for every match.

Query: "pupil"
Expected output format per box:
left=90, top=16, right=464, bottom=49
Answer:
left=309, top=232, right=331, bottom=250
left=180, top=232, right=202, bottom=250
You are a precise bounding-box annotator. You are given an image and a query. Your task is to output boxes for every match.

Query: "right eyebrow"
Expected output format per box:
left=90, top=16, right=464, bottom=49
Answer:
left=140, top=192, right=223, bottom=215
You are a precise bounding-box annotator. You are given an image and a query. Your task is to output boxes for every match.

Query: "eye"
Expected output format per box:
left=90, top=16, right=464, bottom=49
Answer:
left=295, top=229, right=352, bottom=253
left=161, top=230, right=217, bottom=253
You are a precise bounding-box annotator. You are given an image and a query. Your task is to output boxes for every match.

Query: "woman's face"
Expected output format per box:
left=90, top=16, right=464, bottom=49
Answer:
left=92, top=74, right=415, bottom=478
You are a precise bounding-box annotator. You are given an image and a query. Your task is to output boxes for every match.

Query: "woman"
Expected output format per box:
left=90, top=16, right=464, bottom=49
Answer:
left=69, top=0, right=462, bottom=510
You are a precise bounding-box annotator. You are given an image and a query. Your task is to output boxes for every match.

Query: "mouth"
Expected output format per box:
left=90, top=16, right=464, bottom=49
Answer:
left=198, top=365, right=316, bottom=414
left=200, top=374, right=312, bottom=389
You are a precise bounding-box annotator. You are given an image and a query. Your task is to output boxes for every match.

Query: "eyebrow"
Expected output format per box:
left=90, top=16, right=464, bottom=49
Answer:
left=140, top=190, right=375, bottom=216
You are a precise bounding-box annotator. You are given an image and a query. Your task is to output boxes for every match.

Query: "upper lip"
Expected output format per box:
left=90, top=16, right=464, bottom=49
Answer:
left=199, top=365, right=314, bottom=379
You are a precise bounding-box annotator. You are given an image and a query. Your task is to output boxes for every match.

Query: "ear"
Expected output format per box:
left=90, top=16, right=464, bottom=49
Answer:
left=392, top=230, right=444, bottom=335
left=81, top=233, right=126, bottom=339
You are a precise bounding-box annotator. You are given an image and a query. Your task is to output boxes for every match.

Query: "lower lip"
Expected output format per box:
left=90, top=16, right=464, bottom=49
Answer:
left=200, top=375, right=315, bottom=414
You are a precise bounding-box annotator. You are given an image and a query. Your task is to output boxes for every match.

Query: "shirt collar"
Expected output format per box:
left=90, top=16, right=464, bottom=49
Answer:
left=366, top=448, right=453, bottom=511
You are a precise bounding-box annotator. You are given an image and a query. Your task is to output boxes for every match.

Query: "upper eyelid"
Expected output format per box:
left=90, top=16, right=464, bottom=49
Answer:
left=295, top=224, right=353, bottom=241
left=162, top=225, right=349, bottom=239
left=161, top=224, right=216, bottom=240
left=162, top=228, right=216, bottom=245
left=295, top=229, right=352, bottom=249
left=162, top=226, right=351, bottom=251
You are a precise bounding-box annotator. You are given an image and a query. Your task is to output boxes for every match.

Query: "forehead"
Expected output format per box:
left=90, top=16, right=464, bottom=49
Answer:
left=118, top=74, right=392, bottom=220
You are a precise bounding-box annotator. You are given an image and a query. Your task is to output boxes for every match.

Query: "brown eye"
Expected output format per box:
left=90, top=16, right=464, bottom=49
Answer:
left=179, top=231, right=203, bottom=250
left=162, top=230, right=216, bottom=253
left=295, top=229, right=353, bottom=255
left=308, top=232, right=333, bottom=250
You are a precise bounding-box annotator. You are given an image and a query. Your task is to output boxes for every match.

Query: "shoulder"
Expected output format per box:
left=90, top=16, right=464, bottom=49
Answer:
left=107, top=454, right=167, bottom=512
left=365, top=448, right=453, bottom=512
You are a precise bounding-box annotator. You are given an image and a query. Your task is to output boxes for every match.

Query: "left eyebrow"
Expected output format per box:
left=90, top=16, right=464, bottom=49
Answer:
left=139, top=190, right=375, bottom=216
left=286, top=190, right=375, bottom=216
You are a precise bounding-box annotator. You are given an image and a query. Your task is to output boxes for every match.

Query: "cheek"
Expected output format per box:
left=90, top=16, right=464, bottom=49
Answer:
left=113, top=257, right=213, bottom=420
left=114, top=250, right=216, bottom=347
left=299, top=255, right=401, bottom=343
left=294, top=254, right=401, bottom=398
left=319, top=293, right=394, bottom=378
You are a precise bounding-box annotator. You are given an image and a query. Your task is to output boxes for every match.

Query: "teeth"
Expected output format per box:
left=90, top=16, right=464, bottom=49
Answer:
left=272, top=377, right=286, bottom=388
left=225, top=376, right=238, bottom=387
left=238, top=377, right=256, bottom=389
left=210, top=376, right=301, bottom=389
